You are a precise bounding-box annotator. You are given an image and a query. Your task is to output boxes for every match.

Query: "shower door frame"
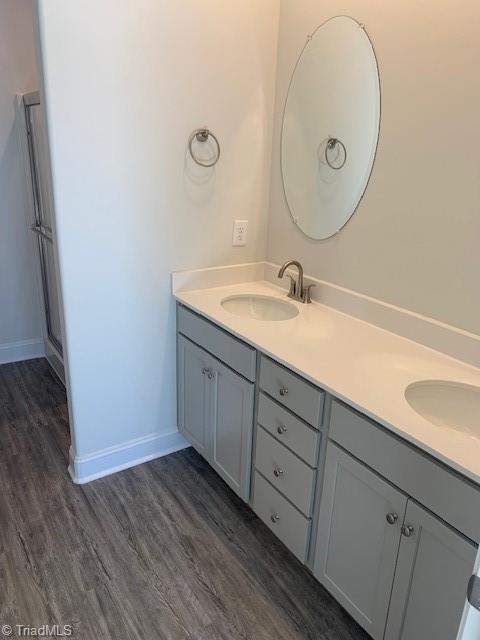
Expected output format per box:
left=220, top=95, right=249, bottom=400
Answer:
left=23, top=91, right=63, bottom=360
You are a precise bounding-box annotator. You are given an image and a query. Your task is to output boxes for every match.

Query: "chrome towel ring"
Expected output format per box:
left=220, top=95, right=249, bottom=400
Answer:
left=325, top=137, right=347, bottom=170
left=188, top=128, right=221, bottom=167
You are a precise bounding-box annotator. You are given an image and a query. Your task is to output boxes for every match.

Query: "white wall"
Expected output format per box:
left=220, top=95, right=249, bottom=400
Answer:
left=0, top=0, right=43, bottom=363
left=36, top=0, right=279, bottom=466
left=267, top=0, right=480, bottom=336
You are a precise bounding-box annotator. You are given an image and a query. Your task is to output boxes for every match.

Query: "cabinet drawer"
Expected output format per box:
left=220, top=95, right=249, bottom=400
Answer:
left=330, top=399, right=480, bottom=542
left=255, top=426, right=315, bottom=516
left=178, top=305, right=256, bottom=381
left=259, top=356, right=324, bottom=426
left=257, top=393, right=320, bottom=466
left=253, top=472, right=310, bottom=562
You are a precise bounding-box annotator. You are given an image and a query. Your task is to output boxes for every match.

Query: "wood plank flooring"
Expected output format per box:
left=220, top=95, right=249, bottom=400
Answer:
left=0, top=358, right=369, bottom=640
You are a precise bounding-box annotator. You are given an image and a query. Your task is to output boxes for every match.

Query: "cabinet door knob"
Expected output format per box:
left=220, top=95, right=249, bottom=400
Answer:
left=279, top=387, right=288, bottom=396
left=270, top=513, right=280, bottom=523
left=468, top=575, right=480, bottom=611
left=401, top=524, right=415, bottom=537
left=273, top=467, right=284, bottom=478
left=386, top=512, right=398, bottom=525
left=277, top=425, right=287, bottom=435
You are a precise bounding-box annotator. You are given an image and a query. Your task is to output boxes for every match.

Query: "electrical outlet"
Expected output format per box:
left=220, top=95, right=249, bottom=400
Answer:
left=232, top=219, right=248, bottom=246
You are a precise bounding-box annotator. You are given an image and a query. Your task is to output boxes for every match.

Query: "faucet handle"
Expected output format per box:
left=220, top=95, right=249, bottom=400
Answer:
left=286, top=274, right=296, bottom=298
left=302, top=283, right=316, bottom=304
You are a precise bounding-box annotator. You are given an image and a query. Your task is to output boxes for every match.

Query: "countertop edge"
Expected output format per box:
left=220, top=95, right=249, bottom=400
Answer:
left=174, top=292, right=480, bottom=487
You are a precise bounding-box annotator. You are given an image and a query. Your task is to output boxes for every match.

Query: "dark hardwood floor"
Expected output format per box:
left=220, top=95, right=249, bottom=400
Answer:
left=0, top=358, right=369, bottom=640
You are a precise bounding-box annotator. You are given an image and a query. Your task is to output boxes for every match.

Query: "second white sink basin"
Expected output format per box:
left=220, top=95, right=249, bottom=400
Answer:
left=221, top=294, right=298, bottom=321
left=405, top=380, right=480, bottom=438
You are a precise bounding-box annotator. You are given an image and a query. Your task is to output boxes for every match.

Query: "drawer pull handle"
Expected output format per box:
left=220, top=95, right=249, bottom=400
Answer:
left=277, top=425, right=287, bottom=435
left=401, top=524, right=415, bottom=537
left=201, top=368, right=215, bottom=380
left=273, top=467, right=284, bottom=478
left=386, top=512, right=398, bottom=525
left=279, top=387, right=289, bottom=396
left=270, top=513, right=280, bottom=523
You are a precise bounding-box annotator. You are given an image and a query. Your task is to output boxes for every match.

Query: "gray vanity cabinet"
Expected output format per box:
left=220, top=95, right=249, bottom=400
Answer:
left=178, top=333, right=254, bottom=501
left=177, top=335, right=211, bottom=458
left=209, top=357, right=254, bottom=501
left=177, top=304, right=478, bottom=640
left=314, top=442, right=408, bottom=639
left=316, top=401, right=478, bottom=640
left=384, top=500, right=476, bottom=640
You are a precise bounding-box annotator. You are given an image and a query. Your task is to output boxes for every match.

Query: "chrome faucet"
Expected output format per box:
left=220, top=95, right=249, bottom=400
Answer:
left=277, top=260, right=315, bottom=303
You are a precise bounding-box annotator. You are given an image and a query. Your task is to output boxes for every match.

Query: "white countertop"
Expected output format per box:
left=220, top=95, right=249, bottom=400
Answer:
left=175, top=280, right=480, bottom=485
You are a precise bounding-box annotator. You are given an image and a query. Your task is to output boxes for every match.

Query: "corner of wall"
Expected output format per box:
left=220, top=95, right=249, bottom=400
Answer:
left=68, top=431, right=190, bottom=484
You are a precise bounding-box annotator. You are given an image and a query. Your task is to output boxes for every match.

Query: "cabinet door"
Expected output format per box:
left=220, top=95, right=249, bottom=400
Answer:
left=385, top=500, right=477, bottom=640
left=177, top=336, right=211, bottom=458
left=314, top=443, right=407, bottom=639
left=210, top=357, right=254, bottom=501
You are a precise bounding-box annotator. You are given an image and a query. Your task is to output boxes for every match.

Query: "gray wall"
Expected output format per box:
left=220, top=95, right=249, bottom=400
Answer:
left=267, top=0, right=480, bottom=336
left=0, top=0, right=42, bottom=362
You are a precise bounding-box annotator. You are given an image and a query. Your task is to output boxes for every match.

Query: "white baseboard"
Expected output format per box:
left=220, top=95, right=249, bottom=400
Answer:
left=0, top=338, right=45, bottom=365
left=68, top=430, right=190, bottom=484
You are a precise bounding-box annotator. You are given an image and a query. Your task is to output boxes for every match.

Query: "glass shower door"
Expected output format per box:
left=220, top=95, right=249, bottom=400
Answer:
left=24, top=93, right=63, bottom=356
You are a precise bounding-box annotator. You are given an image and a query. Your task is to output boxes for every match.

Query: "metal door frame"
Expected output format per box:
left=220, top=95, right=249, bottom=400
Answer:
left=23, top=91, right=63, bottom=356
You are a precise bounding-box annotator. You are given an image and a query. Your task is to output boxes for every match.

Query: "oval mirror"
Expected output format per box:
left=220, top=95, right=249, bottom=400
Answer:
left=281, top=16, right=380, bottom=240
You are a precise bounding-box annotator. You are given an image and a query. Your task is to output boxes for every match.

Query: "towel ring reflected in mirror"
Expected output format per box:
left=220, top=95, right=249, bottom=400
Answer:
left=325, top=137, right=347, bottom=170
left=188, top=128, right=221, bottom=168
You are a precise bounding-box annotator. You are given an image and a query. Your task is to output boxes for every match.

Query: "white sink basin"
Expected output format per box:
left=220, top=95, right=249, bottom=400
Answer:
left=405, top=380, right=480, bottom=438
left=221, top=294, right=298, bottom=321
